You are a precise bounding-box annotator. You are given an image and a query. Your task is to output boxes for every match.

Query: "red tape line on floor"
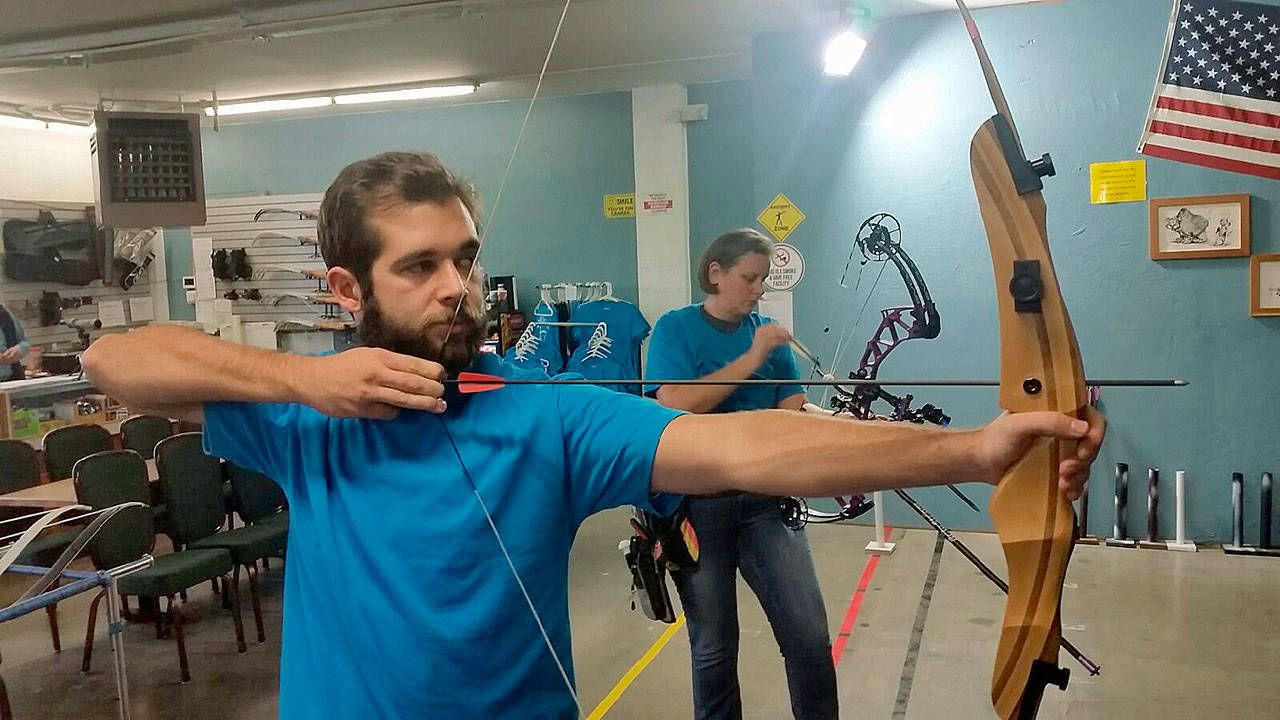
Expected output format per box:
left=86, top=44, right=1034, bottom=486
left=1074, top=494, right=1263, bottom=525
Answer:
left=831, top=525, right=893, bottom=667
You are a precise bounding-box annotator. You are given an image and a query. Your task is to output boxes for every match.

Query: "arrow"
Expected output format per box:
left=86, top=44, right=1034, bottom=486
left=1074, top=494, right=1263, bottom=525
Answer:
left=453, top=372, right=1187, bottom=395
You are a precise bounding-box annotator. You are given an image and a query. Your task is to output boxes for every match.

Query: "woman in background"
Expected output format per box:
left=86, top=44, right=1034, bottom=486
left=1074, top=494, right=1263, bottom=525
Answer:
left=646, top=228, right=836, bottom=720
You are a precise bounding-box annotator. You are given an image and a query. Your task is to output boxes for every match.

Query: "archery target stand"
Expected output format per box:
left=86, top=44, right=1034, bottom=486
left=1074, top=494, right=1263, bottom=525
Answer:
left=1166, top=470, right=1198, bottom=552
left=864, top=492, right=897, bottom=554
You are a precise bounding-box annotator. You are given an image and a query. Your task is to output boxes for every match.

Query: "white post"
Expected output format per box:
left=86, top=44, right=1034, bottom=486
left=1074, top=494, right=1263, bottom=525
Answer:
left=864, top=491, right=896, bottom=554
left=1167, top=470, right=1197, bottom=552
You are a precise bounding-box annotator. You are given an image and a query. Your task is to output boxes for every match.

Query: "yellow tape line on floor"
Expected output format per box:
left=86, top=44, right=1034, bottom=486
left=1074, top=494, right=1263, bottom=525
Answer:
left=585, top=614, right=686, bottom=720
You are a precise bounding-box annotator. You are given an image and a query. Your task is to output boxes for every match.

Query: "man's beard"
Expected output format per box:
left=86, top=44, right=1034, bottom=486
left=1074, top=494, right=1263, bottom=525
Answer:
left=357, top=291, right=486, bottom=376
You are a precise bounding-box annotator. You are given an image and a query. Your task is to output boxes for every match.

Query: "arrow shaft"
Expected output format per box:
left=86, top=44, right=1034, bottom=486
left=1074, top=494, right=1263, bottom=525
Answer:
left=454, top=377, right=1186, bottom=388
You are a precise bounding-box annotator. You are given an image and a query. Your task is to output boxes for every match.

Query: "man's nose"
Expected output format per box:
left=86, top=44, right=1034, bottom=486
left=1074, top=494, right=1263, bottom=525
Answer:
left=437, top=261, right=469, bottom=303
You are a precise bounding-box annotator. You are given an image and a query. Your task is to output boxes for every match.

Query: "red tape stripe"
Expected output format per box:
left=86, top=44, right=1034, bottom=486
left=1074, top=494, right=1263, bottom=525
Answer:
left=831, top=525, right=893, bottom=667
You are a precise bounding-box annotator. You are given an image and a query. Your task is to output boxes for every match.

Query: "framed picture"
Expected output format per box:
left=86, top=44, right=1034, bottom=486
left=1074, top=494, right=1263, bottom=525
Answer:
left=1149, top=194, right=1251, bottom=260
left=1251, top=253, right=1280, bottom=317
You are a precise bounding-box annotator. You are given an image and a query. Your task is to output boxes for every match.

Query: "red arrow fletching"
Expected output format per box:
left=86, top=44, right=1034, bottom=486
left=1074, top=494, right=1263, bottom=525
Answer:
left=456, top=372, right=507, bottom=394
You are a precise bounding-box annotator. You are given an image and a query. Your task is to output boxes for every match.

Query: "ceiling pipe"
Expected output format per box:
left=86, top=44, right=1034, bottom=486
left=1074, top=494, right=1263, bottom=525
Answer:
left=0, top=0, right=581, bottom=68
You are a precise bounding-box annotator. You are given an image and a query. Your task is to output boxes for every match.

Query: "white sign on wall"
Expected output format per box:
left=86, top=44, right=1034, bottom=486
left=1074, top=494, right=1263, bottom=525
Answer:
left=764, top=242, right=805, bottom=291
left=642, top=191, right=674, bottom=213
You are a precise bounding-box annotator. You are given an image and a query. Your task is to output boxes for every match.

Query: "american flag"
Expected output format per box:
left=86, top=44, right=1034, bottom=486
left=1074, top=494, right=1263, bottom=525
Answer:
left=1138, top=0, right=1280, bottom=179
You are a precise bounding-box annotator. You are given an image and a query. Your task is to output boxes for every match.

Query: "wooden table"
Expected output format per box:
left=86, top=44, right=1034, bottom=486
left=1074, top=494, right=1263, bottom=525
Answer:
left=0, top=460, right=160, bottom=510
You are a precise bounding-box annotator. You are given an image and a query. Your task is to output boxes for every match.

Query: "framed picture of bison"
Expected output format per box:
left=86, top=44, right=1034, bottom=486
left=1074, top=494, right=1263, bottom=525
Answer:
left=1251, top=253, right=1280, bottom=317
left=1149, top=194, right=1250, bottom=260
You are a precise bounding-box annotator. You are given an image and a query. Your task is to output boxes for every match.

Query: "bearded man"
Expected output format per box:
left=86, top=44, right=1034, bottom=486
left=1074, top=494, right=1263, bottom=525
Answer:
left=83, top=151, right=1104, bottom=720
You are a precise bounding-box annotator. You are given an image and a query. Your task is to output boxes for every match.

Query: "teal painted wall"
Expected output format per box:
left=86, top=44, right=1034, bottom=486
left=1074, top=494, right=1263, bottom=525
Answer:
left=750, top=0, right=1279, bottom=541
left=688, top=80, right=756, bottom=299
left=176, top=92, right=638, bottom=317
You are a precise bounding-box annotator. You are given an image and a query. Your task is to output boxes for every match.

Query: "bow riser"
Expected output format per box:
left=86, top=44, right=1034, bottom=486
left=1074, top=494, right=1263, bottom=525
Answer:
left=969, top=114, right=1087, bottom=720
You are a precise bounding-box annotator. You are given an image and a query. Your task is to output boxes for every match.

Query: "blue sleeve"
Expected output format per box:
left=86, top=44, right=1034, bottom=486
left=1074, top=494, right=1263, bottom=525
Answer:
left=630, top=306, right=652, bottom=346
left=202, top=401, right=305, bottom=489
left=556, top=385, right=685, bottom=521
left=643, top=313, right=695, bottom=395
left=8, top=314, right=29, bottom=357
left=771, top=345, right=804, bottom=406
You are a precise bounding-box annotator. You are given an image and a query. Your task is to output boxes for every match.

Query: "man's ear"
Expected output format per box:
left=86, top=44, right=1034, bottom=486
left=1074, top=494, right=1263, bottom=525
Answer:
left=326, top=266, right=364, bottom=315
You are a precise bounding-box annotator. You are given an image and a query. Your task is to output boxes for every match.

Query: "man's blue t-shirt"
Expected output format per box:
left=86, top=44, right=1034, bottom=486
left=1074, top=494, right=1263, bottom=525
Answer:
left=644, top=304, right=803, bottom=413
left=202, top=352, right=682, bottom=719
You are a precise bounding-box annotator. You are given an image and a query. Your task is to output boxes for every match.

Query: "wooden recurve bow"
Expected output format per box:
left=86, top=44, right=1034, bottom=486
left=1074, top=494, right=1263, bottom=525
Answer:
left=954, top=2, right=1088, bottom=718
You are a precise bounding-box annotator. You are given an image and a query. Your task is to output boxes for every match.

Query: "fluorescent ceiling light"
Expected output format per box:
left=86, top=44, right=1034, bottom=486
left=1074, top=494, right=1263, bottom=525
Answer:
left=205, top=96, right=333, bottom=117
left=0, top=114, right=92, bottom=134
left=0, top=114, right=49, bottom=130
left=48, top=121, right=94, bottom=135
left=823, top=30, right=868, bottom=76
left=334, top=84, right=477, bottom=105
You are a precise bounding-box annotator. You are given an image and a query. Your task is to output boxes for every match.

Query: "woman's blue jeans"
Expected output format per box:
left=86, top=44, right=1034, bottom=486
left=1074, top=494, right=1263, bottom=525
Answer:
left=672, top=494, right=838, bottom=720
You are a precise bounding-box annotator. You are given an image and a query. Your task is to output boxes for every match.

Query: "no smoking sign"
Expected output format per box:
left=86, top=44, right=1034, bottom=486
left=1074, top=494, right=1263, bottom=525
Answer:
left=765, top=242, right=804, bottom=291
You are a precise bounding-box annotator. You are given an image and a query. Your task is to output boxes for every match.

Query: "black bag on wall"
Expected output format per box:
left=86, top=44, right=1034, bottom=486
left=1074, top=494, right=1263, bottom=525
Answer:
left=2, top=215, right=100, bottom=286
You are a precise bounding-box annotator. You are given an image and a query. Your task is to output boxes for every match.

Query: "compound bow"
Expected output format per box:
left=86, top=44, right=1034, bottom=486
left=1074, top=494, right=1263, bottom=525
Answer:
left=783, top=213, right=974, bottom=528
left=829, top=213, right=946, bottom=425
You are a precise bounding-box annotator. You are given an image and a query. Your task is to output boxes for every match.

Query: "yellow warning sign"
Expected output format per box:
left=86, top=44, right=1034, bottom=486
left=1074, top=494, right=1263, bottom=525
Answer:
left=757, top=193, right=806, bottom=242
left=604, top=193, right=636, bottom=218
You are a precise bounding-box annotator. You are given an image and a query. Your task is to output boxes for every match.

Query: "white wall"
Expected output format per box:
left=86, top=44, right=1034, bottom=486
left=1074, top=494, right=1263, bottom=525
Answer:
left=0, top=125, right=93, bottom=202
left=632, top=84, right=692, bottom=325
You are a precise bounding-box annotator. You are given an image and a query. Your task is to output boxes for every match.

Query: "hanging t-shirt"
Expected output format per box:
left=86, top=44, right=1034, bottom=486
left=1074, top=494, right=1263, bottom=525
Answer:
left=202, top=352, right=683, bottom=719
left=564, top=322, right=635, bottom=394
left=567, top=300, right=649, bottom=378
left=504, top=301, right=564, bottom=374
left=644, top=304, right=803, bottom=413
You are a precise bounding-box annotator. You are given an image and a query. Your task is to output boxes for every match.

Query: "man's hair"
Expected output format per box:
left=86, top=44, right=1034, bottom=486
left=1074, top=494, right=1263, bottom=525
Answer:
left=696, top=228, right=773, bottom=294
left=317, top=151, right=482, bottom=293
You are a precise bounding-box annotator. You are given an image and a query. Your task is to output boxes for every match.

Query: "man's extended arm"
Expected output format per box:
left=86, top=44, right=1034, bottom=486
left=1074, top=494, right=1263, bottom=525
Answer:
left=651, top=407, right=1104, bottom=500
left=81, top=324, right=447, bottom=421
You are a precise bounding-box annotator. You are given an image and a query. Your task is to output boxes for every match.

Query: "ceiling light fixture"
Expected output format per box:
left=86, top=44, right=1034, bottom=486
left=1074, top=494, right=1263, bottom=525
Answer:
left=0, top=114, right=92, bottom=134
left=204, top=82, right=481, bottom=117
left=204, top=96, right=334, bottom=117
left=334, top=83, right=478, bottom=105
left=823, top=29, right=868, bottom=76
left=0, top=114, right=49, bottom=130
left=823, top=1, right=869, bottom=77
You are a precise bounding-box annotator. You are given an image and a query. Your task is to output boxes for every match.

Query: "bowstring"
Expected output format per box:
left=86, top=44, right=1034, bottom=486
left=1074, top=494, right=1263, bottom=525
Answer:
left=443, top=0, right=573, bottom=346
left=816, top=247, right=890, bottom=406
left=436, top=1, right=582, bottom=715
left=438, top=417, right=583, bottom=716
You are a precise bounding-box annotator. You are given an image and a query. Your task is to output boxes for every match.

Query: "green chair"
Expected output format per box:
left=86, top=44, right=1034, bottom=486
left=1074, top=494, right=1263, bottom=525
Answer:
left=0, top=440, right=39, bottom=493
left=0, top=439, right=75, bottom=653
left=73, top=449, right=245, bottom=683
left=227, top=463, right=288, bottom=526
left=42, top=424, right=113, bottom=480
left=120, top=415, right=173, bottom=460
left=119, top=415, right=179, bottom=539
left=158, top=435, right=287, bottom=644
left=226, top=461, right=289, bottom=573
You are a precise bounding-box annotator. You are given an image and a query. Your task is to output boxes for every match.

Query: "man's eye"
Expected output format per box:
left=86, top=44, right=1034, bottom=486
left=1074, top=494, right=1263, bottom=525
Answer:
left=458, top=257, right=476, bottom=272
left=408, top=261, right=434, bottom=274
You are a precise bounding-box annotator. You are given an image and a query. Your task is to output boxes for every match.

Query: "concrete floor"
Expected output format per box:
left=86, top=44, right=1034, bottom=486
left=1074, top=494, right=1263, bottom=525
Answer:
left=2, top=506, right=1278, bottom=719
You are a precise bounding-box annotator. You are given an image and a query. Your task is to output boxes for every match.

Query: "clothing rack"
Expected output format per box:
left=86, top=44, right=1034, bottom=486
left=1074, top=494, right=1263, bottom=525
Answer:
left=535, top=282, right=615, bottom=306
